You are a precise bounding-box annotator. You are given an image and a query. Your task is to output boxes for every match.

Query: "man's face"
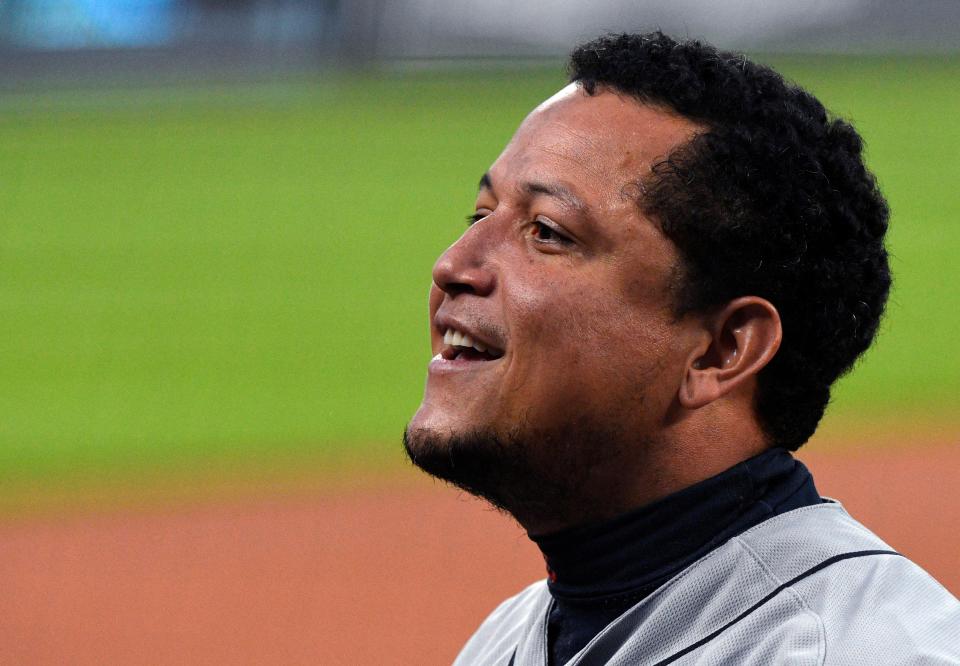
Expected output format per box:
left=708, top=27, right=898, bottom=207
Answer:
left=405, top=85, right=703, bottom=527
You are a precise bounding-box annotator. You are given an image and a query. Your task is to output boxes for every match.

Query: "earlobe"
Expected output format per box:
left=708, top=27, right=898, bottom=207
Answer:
left=679, top=297, right=782, bottom=410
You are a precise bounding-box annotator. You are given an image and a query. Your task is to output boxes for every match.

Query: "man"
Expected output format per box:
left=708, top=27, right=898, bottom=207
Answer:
left=404, top=32, right=960, bottom=665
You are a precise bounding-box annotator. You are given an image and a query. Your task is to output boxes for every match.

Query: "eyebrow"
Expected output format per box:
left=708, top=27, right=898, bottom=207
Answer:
left=478, top=171, right=588, bottom=213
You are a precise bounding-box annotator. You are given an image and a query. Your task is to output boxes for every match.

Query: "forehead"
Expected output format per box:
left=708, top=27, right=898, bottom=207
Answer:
left=492, top=84, right=700, bottom=201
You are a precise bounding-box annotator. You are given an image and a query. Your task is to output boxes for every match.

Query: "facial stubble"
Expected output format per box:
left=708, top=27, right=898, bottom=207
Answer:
left=403, top=415, right=645, bottom=531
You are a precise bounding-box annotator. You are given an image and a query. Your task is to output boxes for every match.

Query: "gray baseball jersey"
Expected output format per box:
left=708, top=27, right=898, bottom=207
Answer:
left=454, top=502, right=960, bottom=665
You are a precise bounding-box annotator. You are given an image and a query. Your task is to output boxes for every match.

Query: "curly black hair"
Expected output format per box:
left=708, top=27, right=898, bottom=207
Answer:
left=569, top=32, right=890, bottom=450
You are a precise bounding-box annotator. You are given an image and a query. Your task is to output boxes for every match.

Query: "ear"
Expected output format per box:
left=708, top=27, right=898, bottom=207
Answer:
left=678, top=297, right=782, bottom=410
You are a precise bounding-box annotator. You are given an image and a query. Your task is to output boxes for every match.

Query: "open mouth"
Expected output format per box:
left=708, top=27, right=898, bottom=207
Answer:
left=440, top=327, right=504, bottom=362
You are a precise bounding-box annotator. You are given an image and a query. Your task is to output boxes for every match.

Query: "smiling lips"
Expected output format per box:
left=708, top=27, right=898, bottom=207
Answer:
left=440, top=327, right=504, bottom=361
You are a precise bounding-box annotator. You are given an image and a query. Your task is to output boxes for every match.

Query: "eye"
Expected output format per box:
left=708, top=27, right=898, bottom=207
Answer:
left=531, top=219, right=571, bottom=244
left=466, top=212, right=486, bottom=226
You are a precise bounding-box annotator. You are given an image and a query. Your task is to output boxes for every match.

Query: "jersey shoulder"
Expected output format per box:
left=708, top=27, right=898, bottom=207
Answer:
left=452, top=579, right=550, bottom=666
left=737, top=502, right=960, bottom=664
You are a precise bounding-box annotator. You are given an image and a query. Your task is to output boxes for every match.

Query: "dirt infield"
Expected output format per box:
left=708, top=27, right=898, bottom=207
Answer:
left=1, top=440, right=957, bottom=665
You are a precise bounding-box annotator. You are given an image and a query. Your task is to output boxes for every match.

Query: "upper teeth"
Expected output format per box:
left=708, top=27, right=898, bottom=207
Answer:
left=443, top=327, right=488, bottom=353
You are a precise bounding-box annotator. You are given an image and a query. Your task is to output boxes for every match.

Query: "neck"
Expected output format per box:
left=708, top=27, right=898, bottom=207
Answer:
left=519, top=430, right=768, bottom=536
left=529, top=446, right=819, bottom=600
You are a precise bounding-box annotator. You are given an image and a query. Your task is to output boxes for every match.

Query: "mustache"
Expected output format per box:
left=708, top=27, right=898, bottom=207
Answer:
left=434, top=307, right=509, bottom=351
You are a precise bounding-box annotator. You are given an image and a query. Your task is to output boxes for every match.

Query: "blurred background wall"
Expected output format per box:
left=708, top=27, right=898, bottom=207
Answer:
left=3, top=0, right=960, bottom=87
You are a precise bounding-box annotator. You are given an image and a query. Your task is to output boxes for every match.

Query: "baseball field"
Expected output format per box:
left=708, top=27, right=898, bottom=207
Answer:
left=1, top=55, right=958, bottom=663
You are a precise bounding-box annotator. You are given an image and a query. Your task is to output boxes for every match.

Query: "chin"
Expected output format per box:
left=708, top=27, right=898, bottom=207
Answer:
left=402, top=413, right=493, bottom=476
left=406, top=400, right=484, bottom=446
left=403, top=419, right=554, bottom=513
left=401, top=418, right=594, bottom=528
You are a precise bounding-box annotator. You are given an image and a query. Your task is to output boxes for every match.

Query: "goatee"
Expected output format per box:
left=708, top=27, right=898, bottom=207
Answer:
left=402, top=420, right=633, bottom=530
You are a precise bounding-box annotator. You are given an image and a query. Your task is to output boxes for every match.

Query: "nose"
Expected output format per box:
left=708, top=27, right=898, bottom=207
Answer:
left=432, top=224, right=496, bottom=298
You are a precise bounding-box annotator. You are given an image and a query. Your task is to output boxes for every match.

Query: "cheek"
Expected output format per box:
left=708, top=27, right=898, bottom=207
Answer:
left=501, top=279, right=674, bottom=410
left=507, top=278, right=598, bottom=354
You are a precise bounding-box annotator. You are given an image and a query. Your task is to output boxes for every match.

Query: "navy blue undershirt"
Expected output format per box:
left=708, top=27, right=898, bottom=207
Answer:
left=529, top=447, right=822, bottom=666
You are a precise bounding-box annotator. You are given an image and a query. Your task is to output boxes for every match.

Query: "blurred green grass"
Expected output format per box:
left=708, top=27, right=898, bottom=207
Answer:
left=1, top=57, right=958, bottom=493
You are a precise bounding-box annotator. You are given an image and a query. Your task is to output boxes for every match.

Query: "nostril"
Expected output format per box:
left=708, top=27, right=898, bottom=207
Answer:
left=444, top=281, right=479, bottom=297
left=434, top=267, right=494, bottom=298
